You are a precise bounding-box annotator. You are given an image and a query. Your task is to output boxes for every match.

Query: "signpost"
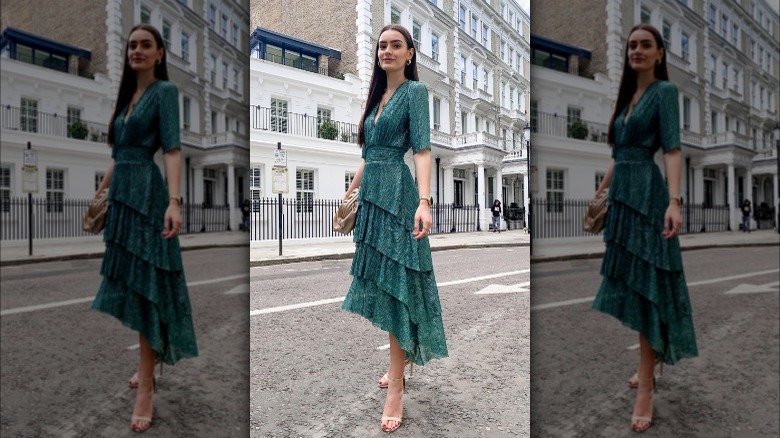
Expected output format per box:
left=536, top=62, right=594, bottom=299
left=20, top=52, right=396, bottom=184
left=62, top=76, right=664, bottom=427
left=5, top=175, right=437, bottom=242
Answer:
left=22, top=142, right=38, bottom=255
left=271, top=142, right=288, bottom=255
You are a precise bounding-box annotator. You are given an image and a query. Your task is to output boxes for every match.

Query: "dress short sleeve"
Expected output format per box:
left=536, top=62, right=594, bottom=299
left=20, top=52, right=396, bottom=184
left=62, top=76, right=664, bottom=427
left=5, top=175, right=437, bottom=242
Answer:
left=409, top=81, right=431, bottom=154
left=158, top=81, right=181, bottom=153
left=657, top=81, right=680, bottom=153
left=361, top=145, right=367, bottom=159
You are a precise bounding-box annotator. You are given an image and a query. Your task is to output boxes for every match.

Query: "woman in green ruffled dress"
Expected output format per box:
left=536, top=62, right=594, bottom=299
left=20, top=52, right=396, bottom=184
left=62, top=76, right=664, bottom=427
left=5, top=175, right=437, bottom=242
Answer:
left=92, top=24, right=198, bottom=433
left=593, top=24, right=698, bottom=433
left=342, top=24, right=448, bottom=433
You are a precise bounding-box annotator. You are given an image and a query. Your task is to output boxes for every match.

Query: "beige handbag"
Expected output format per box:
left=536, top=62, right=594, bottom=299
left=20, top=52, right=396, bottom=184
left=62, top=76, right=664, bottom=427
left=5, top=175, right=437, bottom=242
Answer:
left=333, top=188, right=359, bottom=234
left=83, top=188, right=109, bottom=234
left=583, top=189, right=609, bottom=234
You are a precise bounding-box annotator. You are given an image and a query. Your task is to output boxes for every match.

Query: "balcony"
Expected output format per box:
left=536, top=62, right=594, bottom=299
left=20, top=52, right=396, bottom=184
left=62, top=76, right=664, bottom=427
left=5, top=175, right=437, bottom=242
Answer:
left=0, top=105, right=108, bottom=143
left=681, top=130, right=703, bottom=147
left=667, top=51, right=691, bottom=73
left=430, top=129, right=453, bottom=147
left=532, top=111, right=609, bottom=143
left=457, top=131, right=500, bottom=149
left=251, top=105, right=359, bottom=143
left=478, top=88, right=493, bottom=103
left=417, top=52, right=441, bottom=74
left=708, top=132, right=749, bottom=148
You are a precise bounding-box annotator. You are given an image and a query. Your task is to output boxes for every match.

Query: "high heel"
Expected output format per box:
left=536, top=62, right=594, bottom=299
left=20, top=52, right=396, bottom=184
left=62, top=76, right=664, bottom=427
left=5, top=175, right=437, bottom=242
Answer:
left=381, top=376, right=405, bottom=433
left=129, top=361, right=163, bottom=388
left=628, top=359, right=662, bottom=388
left=130, top=376, right=156, bottom=433
left=630, top=376, right=655, bottom=433
left=378, top=360, right=412, bottom=388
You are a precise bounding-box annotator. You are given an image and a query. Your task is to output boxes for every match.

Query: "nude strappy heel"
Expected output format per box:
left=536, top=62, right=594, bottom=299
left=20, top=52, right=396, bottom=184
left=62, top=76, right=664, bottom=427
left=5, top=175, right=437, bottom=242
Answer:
left=628, top=359, right=662, bottom=388
left=130, top=376, right=156, bottom=433
left=631, top=376, right=655, bottom=433
left=128, top=361, right=163, bottom=388
left=381, top=376, right=405, bottom=433
left=378, top=360, right=412, bottom=389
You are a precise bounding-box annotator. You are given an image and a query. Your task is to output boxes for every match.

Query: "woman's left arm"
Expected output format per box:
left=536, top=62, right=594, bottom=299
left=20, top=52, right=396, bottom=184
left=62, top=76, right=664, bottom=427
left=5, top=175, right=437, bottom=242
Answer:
left=662, top=148, right=682, bottom=239
left=163, top=149, right=183, bottom=239
left=412, top=148, right=432, bottom=240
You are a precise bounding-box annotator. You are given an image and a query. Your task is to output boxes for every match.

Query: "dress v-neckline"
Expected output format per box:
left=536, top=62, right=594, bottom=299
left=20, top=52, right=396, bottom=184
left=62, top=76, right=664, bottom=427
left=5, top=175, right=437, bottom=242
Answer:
left=622, top=80, right=659, bottom=124
left=373, top=80, right=409, bottom=125
left=123, top=80, right=159, bottom=124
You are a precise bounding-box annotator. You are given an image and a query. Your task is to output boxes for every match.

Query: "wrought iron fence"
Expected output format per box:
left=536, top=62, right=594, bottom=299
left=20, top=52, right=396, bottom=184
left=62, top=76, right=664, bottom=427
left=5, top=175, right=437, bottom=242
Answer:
left=1, top=197, right=230, bottom=240
left=251, top=106, right=359, bottom=143
left=532, top=198, right=732, bottom=239
left=250, top=198, right=480, bottom=241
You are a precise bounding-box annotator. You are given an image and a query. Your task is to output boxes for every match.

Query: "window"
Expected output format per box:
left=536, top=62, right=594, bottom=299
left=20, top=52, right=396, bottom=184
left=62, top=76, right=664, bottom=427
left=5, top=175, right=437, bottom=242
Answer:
left=483, top=70, right=488, bottom=92
left=482, top=24, right=489, bottom=46
left=431, top=33, right=439, bottom=62
left=640, top=7, right=650, bottom=24
left=232, top=24, right=238, bottom=47
left=183, top=97, right=191, bottom=130
left=271, top=98, right=288, bottom=133
left=711, top=111, right=718, bottom=133
left=709, top=6, right=716, bottom=30
left=433, top=97, right=441, bottom=131
left=46, top=169, right=64, bottom=213
left=210, top=55, right=217, bottom=83
left=0, top=164, right=10, bottom=213
left=454, top=179, right=464, bottom=207
left=472, top=62, right=478, bottom=89
left=500, top=41, right=506, bottom=61
left=459, top=6, right=466, bottom=30
left=681, top=32, right=689, bottom=61
left=296, top=169, right=315, bottom=213
left=162, top=20, right=171, bottom=49
left=732, top=24, right=738, bottom=46
left=67, top=107, right=81, bottom=138
left=546, top=169, right=564, bottom=213
left=345, top=172, right=355, bottom=191
left=94, top=172, right=105, bottom=191
left=221, top=14, right=228, bottom=39
left=750, top=39, right=755, bottom=60
left=566, top=107, right=581, bottom=138
left=682, top=97, right=690, bottom=130
left=233, top=68, right=239, bottom=92
left=222, top=62, right=228, bottom=89
left=732, top=67, right=738, bottom=91
left=391, top=7, right=400, bottom=24
left=209, top=5, right=216, bottom=30
left=250, top=165, right=262, bottom=203
left=530, top=100, right=538, bottom=132
left=500, top=1, right=505, bottom=17
left=509, top=86, right=515, bottom=109
left=316, top=107, right=331, bottom=138
left=20, top=98, right=38, bottom=133
left=211, top=111, right=217, bottom=134
left=471, top=16, right=478, bottom=39
left=461, top=111, right=467, bottom=133
left=509, top=48, right=514, bottom=67
left=412, top=21, right=421, bottom=50
left=710, top=55, right=717, bottom=85
left=501, top=82, right=506, bottom=106
left=141, top=7, right=151, bottom=24
left=662, top=20, right=671, bottom=50
left=722, top=62, right=728, bottom=89
left=594, top=172, right=605, bottom=191
left=460, top=55, right=466, bottom=83
left=721, top=13, right=727, bottom=39
left=181, top=32, right=189, bottom=63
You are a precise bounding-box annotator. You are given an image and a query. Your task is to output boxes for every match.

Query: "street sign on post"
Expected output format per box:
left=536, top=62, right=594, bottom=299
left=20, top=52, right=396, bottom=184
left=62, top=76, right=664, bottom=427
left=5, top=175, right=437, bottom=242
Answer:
left=273, top=149, right=287, bottom=167
left=23, top=149, right=38, bottom=167
left=22, top=167, right=39, bottom=193
left=272, top=166, right=288, bottom=194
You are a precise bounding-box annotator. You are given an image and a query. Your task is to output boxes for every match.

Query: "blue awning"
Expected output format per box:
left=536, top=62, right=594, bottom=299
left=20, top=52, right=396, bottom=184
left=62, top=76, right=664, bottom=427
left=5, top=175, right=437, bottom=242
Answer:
left=530, top=34, right=591, bottom=59
left=250, top=27, right=341, bottom=60
left=0, top=27, right=92, bottom=59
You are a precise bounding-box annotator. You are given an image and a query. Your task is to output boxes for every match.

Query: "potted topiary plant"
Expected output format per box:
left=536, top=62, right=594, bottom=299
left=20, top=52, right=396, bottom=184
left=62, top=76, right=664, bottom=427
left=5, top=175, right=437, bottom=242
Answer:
left=569, top=120, right=588, bottom=139
left=68, top=119, right=89, bottom=139
left=340, top=131, right=350, bottom=142
left=319, top=120, right=338, bottom=140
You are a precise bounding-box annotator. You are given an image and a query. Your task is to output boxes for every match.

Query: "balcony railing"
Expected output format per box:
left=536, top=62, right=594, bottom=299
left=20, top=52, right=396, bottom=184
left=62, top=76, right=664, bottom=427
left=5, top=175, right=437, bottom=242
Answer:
left=251, top=106, right=359, bottom=143
left=709, top=132, right=749, bottom=148
left=1, top=105, right=108, bottom=142
left=532, top=111, right=609, bottom=143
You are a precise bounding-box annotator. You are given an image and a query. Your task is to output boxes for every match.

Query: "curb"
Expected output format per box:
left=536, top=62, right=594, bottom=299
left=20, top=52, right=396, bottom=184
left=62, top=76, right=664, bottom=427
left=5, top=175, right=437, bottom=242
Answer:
left=0, top=243, right=249, bottom=267
left=530, top=241, right=780, bottom=263
left=250, top=241, right=530, bottom=267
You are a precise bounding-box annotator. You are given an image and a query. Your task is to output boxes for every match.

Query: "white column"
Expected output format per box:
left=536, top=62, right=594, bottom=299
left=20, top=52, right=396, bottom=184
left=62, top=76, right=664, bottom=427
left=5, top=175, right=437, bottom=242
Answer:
left=728, top=164, right=737, bottom=231
left=523, top=172, right=529, bottom=227
left=693, top=167, right=704, bottom=204
left=477, top=163, right=486, bottom=230
left=193, top=166, right=204, bottom=204
left=443, top=166, right=454, bottom=204
left=228, top=163, right=236, bottom=230
left=745, top=167, right=753, bottom=230
left=494, top=167, right=503, bottom=230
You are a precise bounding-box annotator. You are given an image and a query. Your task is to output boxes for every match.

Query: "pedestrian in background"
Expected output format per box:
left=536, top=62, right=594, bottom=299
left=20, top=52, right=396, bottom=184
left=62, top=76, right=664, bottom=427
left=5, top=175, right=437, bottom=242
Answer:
left=92, top=23, right=198, bottom=433
left=741, top=199, right=752, bottom=232
left=593, top=23, right=698, bottom=433
left=341, top=23, right=448, bottom=433
left=492, top=199, right=502, bottom=233
left=242, top=198, right=251, bottom=232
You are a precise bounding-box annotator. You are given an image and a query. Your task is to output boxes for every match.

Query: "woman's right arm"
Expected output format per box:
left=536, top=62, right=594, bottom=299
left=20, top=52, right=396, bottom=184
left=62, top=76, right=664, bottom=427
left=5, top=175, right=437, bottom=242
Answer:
left=94, top=160, right=115, bottom=200
left=594, top=159, right=615, bottom=199
left=344, top=159, right=365, bottom=201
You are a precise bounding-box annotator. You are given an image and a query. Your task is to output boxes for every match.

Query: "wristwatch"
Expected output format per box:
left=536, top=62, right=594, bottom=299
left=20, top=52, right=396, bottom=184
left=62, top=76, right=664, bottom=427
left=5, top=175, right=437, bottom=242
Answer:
left=169, top=195, right=183, bottom=206
left=419, top=195, right=433, bottom=206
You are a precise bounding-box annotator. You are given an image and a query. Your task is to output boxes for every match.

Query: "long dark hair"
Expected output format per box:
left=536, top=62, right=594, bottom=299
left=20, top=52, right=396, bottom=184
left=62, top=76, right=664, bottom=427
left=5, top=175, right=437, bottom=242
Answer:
left=357, top=24, right=420, bottom=147
left=607, top=24, right=669, bottom=145
left=107, top=24, right=169, bottom=146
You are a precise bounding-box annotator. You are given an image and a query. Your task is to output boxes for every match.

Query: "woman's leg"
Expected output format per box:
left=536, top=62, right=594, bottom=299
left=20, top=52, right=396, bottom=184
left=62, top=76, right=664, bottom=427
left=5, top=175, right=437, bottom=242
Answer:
left=381, top=333, right=406, bottom=431
left=631, top=333, right=656, bottom=431
left=131, top=334, right=156, bottom=431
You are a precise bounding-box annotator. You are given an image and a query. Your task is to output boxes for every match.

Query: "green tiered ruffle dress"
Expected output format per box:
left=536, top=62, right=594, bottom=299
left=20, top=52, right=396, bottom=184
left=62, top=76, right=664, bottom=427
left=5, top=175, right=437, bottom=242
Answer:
left=92, top=80, right=198, bottom=365
left=593, top=80, right=698, bottom=365
left=341, top=80, right=448, bottom=365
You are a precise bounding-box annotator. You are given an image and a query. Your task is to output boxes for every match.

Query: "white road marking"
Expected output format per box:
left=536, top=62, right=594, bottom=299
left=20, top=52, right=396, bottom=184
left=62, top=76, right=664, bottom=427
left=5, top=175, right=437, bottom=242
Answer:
left=0, top=274, right=249, bottom=316
left=531, top=297, right=595, bottom=311
left=377, top=344, right=390, bottom=350
left=627, top=343, right=640, bottom=350
left=437, top=270, right=530, bottom=287
left=127, top=344, right=140, bottom=350
left=224, top=284, right=250, bottom=295
left=475, top=281, right=530, bottom=295
left=249, top=297, right=344, bottom=316
left=724, top=281, right=779, bottom=295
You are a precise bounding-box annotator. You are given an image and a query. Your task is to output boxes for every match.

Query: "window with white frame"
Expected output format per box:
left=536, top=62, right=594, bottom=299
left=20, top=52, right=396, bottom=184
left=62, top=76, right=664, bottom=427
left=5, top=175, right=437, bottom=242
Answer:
left=344, top=172, right=355, bottom=191
left=475, top=116, right=480, bottom=131
left=662, top=20, right=671, bottom=50
left=181, top=32, right=189, bottom=63
left=710, top=55, right=717, bottom=85
left=431, top=33, right=439, bottom=62
left=391, top=7, right=400, bottom=24
left=182, top=96, right=191, bottom=130
left=640, top=7, right=650, bottom=24
left=509, top=86, right=515, bottom=109
left=500, top=41, right=505, bottom=61
left=233, top=68, right=239, bottom=92
left=232, top=24, right=238, bottom=47
left=250, top=165, right=262, bottom=204
left=20, top=98, right=38, bottom=133
left=141, top=6, right=151, bottom=24
left=95, top=172, right=105, bottom=191
left=67, top=106, right=81, bottom=138
left=210, top=55, right=217, bottom=83
left=681, top=32, right=689, bottom=61
left=471, top=15, right=478, bottom=39
left=509, top=47, right=514, bottom=68
left=682, top=97, right=690, bottom=130
left=501, top=82, right=506, bottom=106
left=46, top=168, right=64, bottom=213
left=296, top=169, right=315, bottom=213
left=162, top=20, right=171, bottom=49
left=472, top=62, right=478, bottom=89
left=459, top=6, right=466, bottom=30
left=566, top=106, right=581, bottom=138
left=221, top=14, right=228, bottom=39
left=709, top=5, right=716, bottom=30
left=211, top=111, right=217, bottom=134
left=500, top=1, right=505, bottom=17
left=316, top=107, right=331, bottom=138
left=722, top=62, right=728, bottom=89
left=721, top=13, right=727, bottom=39
left=1, top=164, right=10, bottom=213
left=482, top=24, right=489, bottom=46
left=731, top=23, right=738, bottom=46
left=460, top=55, right=466, bottom=83
left=461, top=111, right=467, bottom=133
left=546, top=169, right=564, bottom=213
left=483, top=69, right=488, bottom=92
left=412, top=21, right=421, bottom=50
left=209, top=4, right=216, bottom=29
left=433, top=97, right=441, bottom=131
left=222, top=62, right=228, bottom=89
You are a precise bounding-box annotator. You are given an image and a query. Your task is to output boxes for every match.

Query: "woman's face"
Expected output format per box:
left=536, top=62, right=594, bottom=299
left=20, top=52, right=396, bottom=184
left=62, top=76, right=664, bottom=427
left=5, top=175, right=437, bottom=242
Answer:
left=377, top=29, right=413, bottom=73
left=627, top=29, right=663, bottom=74
left=127, top=29, right=163, bottom=73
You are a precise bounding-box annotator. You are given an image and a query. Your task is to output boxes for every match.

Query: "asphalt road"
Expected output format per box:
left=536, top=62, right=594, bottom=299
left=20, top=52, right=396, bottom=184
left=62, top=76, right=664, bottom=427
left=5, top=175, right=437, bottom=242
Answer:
left=530, top=245, right=780, bottom=438
left=0, top=247, right=250, bottom=438
left=249, top=246, right=530, bottom=437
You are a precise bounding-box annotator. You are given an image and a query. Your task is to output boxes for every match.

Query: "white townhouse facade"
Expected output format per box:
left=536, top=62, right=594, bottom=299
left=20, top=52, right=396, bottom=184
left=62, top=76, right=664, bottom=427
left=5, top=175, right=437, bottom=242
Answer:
left=530, top=0, right=779, bottom=233
left=0, top=0, right=250, bottom=233
left=251, top=0, right=531, bottom=231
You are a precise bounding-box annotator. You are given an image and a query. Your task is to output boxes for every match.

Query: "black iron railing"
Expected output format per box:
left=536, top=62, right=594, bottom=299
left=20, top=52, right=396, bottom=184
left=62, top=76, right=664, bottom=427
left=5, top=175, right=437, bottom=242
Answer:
left=1, top=197, right=230, bottom=240
left=251, top=106, right=359, bottom=143
left=531, top=111, right=610, bottom=143
left=250, top=198, right=480, bottom=241
left=532, top=198, right=732, bottom=239
left=1, top=105, right=109, bottom=142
